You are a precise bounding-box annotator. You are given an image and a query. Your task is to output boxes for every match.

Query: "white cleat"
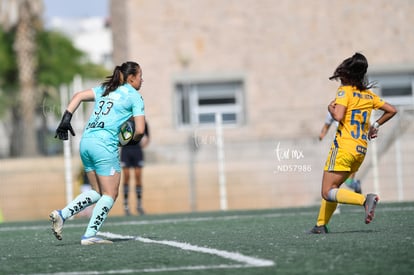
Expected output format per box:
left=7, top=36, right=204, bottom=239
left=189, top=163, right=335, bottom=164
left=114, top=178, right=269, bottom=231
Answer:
left=81, top=236, right=113, bottom=245
left=333, top=206, right=341, bottom=215
left=49, top=210, right=64, bottom=240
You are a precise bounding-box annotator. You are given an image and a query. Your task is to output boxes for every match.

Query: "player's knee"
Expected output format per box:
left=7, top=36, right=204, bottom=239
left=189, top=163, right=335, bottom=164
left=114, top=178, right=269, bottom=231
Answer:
left=322, top=188, right=338, bottom=202
left=321, top=190, right=329, bottom=201
left=113, top=191, right=119, bottom=200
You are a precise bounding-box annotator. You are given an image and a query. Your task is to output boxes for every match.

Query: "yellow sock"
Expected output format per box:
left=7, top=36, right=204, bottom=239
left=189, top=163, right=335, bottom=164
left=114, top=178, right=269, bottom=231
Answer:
left=336, top=188, right=365, bottom=205
left=316, top=199, right=337, bottom=226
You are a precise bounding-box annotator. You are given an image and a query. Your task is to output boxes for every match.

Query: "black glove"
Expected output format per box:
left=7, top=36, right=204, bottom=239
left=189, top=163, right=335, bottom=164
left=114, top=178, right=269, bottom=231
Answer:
left=55, top=110, right=76, bottom=140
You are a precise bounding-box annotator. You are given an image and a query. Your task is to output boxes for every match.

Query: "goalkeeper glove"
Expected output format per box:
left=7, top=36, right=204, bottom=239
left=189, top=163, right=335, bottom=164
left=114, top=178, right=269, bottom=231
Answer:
left=55, top=110, right=76, bottom=140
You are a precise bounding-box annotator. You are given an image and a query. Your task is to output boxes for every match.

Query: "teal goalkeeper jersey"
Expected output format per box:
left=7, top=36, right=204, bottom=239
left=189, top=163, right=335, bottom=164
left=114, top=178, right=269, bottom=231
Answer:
left=82, top=83, right=145, bottom=145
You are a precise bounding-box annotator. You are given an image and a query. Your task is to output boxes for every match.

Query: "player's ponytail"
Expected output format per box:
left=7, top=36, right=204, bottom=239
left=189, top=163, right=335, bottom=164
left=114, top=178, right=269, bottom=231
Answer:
left=329, top=52, right=374, bottom=91
left=102, top=62, right=141, bottom=96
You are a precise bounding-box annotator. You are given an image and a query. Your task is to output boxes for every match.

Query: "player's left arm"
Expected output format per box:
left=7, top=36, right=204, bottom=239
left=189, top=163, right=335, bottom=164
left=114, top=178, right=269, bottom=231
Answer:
left=368, top=102, right=398, bottom=140
left=376, top=102, right=398, bottom=126
left=132, top=115, right=145, bottom=142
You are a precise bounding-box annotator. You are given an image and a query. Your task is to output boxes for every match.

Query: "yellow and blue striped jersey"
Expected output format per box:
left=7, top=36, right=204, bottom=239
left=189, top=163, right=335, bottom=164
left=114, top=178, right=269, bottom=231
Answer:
left=333, top=85, right=385, bottom=155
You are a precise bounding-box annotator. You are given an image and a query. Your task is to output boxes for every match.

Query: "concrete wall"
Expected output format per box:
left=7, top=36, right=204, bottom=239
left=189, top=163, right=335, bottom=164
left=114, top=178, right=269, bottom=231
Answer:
left=2, top=0, right=414, bottom=222
left=1, top=112, right=413, bottom=222
left=110, top=0, right=414, bottom=146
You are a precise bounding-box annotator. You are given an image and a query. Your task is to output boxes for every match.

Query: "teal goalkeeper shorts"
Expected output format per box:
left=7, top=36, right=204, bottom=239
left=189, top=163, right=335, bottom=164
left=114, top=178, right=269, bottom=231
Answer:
left=80, top=137, right=121, bottom=176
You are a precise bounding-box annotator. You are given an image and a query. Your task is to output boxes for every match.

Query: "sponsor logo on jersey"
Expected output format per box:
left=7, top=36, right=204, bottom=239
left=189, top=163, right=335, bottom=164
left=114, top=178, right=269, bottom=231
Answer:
left=353, top=92, right=373, bottom=99
left=356, top=145, right=367, bottom=155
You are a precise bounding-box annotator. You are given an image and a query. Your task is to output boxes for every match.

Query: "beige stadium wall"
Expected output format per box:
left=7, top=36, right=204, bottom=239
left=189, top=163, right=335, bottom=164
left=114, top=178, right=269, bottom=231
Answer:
left=1, top=115, right=413, bottom=223
left=2, top=0, right=414, bottom=222
left=1, top=153, right=321, bottom=222
left=111, top=0, right=414, bottom=149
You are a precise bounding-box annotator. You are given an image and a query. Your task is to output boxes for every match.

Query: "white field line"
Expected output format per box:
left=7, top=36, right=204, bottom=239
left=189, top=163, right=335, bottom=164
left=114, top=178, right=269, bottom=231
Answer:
left=0, top=210, right=312, bottom=232
left=25, top=231, right=275, bottom=275
left=4, top=205, right=413, bottom=275
left=1, top=205, right=413, bottom=232
left=99, top=231, right=275, bottom=268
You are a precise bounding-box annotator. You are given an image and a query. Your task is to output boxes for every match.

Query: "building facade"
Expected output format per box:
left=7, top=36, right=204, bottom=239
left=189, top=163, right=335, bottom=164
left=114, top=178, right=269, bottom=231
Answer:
left=108, top=0, right=414, bottom=213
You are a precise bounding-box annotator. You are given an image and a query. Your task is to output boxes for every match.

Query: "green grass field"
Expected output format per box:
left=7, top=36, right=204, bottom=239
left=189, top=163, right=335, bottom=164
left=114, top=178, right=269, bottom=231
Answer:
left=1, top=202, right=413, bottom=275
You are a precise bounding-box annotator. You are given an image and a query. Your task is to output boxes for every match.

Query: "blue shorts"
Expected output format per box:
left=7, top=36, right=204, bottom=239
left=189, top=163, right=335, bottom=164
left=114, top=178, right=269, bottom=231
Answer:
left=80, top=137, right=121, bottom=176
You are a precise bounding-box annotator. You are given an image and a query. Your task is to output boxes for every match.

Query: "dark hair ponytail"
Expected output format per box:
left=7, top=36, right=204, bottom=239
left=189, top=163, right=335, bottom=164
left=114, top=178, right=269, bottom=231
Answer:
left=329, top=52, right=374, bottom=91
left=101, top=61, right=141, bottom=96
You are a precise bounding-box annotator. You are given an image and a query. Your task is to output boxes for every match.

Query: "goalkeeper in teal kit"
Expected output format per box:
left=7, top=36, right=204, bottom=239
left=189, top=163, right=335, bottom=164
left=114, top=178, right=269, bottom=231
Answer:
left=50, top=61, right=145, bottom=245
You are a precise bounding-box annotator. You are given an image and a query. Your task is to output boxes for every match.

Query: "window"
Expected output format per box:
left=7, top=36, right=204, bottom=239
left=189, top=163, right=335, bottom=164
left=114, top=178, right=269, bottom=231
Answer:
left=369, top=72, right=414, bottom=106
left=175, top=77, right=245, bottom=127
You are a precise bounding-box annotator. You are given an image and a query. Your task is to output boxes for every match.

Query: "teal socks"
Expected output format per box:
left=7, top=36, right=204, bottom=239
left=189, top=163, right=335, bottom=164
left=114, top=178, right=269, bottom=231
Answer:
left=60, top=190, right=101, bottom=219
left=84, top=195, right=114, bottom=238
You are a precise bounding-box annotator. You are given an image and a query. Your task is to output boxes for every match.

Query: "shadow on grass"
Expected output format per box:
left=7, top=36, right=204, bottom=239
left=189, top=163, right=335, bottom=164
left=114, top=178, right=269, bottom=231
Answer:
left=51, top=238, right=134, bottom=246
left=304, top=229, right=379, bottom=235
left=330, top=229, right=379, bottom=234
left=110, top=238, right=135, bottom=243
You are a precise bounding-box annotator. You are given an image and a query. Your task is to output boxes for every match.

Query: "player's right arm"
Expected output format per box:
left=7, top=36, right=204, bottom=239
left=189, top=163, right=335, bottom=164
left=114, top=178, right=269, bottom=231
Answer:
left=319, top=123, right=330, bottom=141
left=328, top=100, right=346, bottom=122
left=66, top=89, right=95, bottom=114
left=55, top=89, right=95, bottom=140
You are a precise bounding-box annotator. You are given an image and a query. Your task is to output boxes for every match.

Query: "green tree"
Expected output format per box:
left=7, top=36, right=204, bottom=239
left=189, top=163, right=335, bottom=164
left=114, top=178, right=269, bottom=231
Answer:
left=35, top=30, right=108, bottom=155
left=0, top=28, right=17, bottom=117
left=0, top=27, right=108, bottom=157
left=37, top=30, right=107, bottom=87
left=0, top=0, right=43, bottom=156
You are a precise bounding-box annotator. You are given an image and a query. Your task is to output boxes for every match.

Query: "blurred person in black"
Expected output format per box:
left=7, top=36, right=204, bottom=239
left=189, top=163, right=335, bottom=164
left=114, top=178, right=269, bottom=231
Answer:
left=120, top=119, right=150, bottom=215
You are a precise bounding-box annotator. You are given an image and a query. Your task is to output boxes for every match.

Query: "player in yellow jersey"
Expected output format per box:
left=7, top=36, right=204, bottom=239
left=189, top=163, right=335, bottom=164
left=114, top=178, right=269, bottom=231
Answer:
left=319, top=112, right=361, bottom=195
left=310, top=53, right=397, bottom=234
